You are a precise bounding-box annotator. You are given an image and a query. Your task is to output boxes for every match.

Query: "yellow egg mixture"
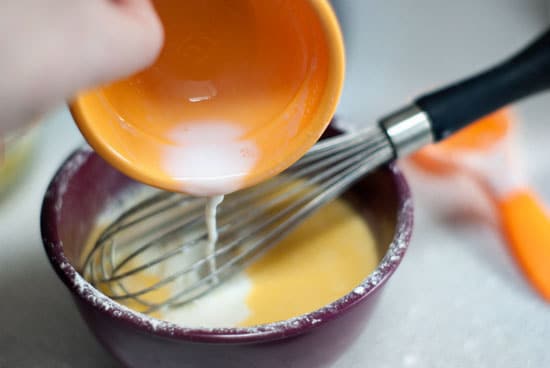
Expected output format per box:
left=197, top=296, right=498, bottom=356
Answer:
left=84, top=197, right=379, bottom=327
left=242, top=198, right=378, bottom=326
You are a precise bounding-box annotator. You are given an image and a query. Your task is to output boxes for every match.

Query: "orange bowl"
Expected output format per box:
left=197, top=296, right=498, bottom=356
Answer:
left=70, top=0, right=345, bottom=195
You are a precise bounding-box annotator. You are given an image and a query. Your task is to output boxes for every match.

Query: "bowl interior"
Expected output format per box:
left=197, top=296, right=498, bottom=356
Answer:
left=41, top=146, right=410, bottom=342
left=52, top=150, right=400, bottom=271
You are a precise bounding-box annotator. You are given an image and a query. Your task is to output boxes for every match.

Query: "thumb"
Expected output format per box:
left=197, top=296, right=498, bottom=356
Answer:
left=0, top=0, right=164, bottom=135
left=72, top=0, right=165, bottom=90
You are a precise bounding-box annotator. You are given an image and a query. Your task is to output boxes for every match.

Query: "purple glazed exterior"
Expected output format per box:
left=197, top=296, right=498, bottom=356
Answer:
left=41, top=147, right=413, bottom=368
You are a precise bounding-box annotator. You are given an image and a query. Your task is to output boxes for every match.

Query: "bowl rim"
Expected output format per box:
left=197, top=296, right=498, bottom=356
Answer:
left=40, top=147, right=413, bottom=344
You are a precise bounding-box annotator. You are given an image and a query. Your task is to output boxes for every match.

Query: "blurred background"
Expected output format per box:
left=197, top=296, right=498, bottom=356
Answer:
left=0, top=0, right=549, bottom=366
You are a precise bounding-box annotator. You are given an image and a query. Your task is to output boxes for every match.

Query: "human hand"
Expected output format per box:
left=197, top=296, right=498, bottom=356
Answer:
left=0, top=0, right=164, bottom=135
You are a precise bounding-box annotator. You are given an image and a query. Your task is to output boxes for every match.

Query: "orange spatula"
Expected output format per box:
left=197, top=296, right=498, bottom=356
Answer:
left=411, top=109, right=550, bottom=301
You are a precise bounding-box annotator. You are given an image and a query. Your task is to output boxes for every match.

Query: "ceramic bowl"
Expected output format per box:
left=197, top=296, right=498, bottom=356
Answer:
left=41, top=146, right=412, bottom=368
left=70, top=0, right=345, bottom=195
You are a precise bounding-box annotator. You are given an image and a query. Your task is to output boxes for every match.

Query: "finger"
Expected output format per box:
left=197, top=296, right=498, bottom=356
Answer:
left=65, top=0, right=165, bottom=93
left=0, top=0, right=164, bottom=134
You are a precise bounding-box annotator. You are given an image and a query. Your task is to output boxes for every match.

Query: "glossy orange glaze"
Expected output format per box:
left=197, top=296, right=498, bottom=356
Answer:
left=71, top=0, right=345, bottom=195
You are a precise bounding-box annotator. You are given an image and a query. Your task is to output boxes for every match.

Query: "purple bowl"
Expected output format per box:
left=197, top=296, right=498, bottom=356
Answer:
left=41, top=147, right=413, bottom=368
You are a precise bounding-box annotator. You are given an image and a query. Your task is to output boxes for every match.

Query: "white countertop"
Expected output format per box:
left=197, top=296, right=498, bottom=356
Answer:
left=1, top=0, right=549, bottom=366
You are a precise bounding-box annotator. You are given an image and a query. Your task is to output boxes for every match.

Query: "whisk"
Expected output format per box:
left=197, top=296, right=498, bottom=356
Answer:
left=83, top=29, right=550, bottom=314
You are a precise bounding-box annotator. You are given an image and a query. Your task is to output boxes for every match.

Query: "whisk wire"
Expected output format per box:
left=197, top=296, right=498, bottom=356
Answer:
left=83, top=127, right=394, bottom=313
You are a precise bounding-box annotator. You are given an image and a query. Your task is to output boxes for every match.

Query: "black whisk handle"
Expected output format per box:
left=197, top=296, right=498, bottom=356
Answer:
left=416, top=28, right=550, bottom=141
